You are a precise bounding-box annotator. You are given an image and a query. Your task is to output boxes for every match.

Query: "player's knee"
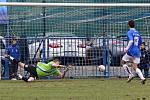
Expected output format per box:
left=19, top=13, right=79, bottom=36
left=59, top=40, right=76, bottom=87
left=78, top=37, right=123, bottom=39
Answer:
left=24, top=64, right=28, bottom=68
left=28, top=77, right=35, bottom=82
left=24, top=64, right=29, bottom=71
left=132, top=63, right=138, bottom=70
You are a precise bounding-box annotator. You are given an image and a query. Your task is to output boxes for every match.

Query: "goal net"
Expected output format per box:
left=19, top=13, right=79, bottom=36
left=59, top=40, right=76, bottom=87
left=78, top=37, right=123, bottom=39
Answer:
left=0, top=2, right=150, bottom=79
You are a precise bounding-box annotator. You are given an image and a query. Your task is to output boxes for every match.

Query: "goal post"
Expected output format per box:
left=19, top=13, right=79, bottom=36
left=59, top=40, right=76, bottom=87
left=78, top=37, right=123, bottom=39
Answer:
left=0, top=2, right=150, bottom=79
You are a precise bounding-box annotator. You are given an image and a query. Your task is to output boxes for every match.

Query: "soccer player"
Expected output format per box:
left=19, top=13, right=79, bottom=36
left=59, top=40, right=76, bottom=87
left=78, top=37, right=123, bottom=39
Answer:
left=6, top=36, right=21, bottom=80
left=121, top=20, right=146, bottom=84
left=7, top=56, right=70, bottom=82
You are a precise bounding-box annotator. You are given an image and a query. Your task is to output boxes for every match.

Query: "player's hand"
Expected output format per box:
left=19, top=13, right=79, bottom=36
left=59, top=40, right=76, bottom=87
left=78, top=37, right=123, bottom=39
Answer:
left=4, top=54, right=9, bottom=58
left=3, top=55, right=12, bottom=60
left=124, top=47, right=128, bottom=53
left=58, top=65, right=64, bottom=68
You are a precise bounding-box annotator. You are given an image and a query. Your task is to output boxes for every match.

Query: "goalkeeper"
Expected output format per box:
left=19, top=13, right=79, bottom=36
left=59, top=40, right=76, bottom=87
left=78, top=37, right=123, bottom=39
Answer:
left=7, top=56, right=69, bottom=82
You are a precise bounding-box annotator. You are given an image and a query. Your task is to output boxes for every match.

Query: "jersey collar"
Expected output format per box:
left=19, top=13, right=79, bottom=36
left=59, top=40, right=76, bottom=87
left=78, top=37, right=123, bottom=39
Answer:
left=130, top=28, right=135, bottom=30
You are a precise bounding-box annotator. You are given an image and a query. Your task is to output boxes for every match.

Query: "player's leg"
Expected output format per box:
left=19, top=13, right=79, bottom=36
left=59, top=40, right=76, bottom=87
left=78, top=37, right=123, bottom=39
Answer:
left=138, top=65, right=143, bottom=72
left=28, top=77, right=35, bottom=81
left=121, top=54, right=134, bottom=82
left=137, top=65, right=143, bottom=78
left=18, top=64, right=37, bottom=82
left=144, top=68, right=149, bottom=78
left=6, top=56, right=37, bottom=82
left=132, top=58, right=146, bottom=84
left=143, top=66, right=149, bottom=78
left=24, top=64, right=37, bottom=82
left=18, top=62, right=26, bottom=68
left=9, top=63, right=14, bottom=80
left=18, top=74, right=35, bottom=82
left=14, top=63, right=18, bottom=79
left=5, top=55, right=26, bottom=69
left=140, top=64, right=149, bottom=78
left=18, top=74, right=28, bottom=82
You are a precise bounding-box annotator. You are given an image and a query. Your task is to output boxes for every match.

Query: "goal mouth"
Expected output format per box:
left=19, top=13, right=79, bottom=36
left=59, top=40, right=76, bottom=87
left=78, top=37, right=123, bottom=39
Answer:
left=1, top=2, right=150, bottom=79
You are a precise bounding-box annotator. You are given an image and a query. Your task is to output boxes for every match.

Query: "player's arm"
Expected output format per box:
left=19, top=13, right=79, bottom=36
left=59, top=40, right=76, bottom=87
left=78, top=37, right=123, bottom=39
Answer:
left=52, top=63, right=64, bottom=68
left=5, top=46, right=10, bottom=56
left=125, top=32, right=133, bottom=52
left=126, top=40, right=133, bottom=50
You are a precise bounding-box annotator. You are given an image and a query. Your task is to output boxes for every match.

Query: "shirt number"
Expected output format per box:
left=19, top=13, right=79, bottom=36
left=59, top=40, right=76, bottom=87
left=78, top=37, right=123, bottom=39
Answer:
left=134, top=36, right=139, bottom=46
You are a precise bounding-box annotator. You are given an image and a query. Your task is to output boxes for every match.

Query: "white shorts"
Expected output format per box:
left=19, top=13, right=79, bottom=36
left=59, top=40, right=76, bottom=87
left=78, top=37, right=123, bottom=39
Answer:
left=122, top=53, right=140, bottom=64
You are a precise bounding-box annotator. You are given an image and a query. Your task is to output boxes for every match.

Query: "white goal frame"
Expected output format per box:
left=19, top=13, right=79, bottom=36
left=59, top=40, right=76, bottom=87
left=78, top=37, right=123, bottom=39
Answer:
left=0, top=2, right=150, bottom=7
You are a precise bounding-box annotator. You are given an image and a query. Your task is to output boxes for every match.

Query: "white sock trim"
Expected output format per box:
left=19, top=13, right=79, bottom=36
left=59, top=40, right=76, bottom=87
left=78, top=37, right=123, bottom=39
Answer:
left=123, top=64, right=132, bottom=75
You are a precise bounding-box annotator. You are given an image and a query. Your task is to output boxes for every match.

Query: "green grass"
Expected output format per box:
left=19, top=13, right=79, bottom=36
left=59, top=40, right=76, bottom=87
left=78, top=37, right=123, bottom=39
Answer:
left=0, top=79, right=150, bottom=100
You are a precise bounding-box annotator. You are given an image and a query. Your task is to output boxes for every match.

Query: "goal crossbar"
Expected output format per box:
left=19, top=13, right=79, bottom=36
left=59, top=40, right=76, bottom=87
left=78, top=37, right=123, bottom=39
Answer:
left=0, top=2, right=150, bottom=7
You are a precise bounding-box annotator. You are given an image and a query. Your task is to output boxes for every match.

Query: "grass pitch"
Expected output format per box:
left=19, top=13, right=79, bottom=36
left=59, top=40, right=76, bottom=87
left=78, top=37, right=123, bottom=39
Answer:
left=0, top=79, right=149, bottom=100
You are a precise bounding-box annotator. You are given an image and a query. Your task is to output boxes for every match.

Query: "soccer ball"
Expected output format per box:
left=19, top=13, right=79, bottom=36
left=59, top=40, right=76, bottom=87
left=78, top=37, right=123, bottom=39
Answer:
left=98, top=65, right=105, bottom=72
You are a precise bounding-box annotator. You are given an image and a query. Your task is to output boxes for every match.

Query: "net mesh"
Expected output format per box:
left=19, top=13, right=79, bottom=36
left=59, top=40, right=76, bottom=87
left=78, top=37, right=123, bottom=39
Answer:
left=5, top=5, right=150, bottom=36
left=0, top=2, right=150, bottom=78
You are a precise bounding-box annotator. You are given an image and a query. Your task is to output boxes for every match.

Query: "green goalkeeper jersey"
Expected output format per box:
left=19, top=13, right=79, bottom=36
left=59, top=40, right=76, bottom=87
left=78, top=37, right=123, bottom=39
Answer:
left=36, top=61, right=61, bottom=77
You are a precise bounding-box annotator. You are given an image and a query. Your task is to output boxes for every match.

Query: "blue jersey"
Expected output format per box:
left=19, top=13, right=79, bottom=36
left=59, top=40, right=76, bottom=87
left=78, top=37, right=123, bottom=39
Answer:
left=127, top=28, right=142, bottom=57
left=6, top=44, right=21, bottom=60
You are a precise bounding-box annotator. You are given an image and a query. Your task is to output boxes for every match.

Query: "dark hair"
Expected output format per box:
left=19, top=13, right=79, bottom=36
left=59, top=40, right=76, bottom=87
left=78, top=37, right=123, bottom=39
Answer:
left=11, top=36, right=17, bottom=41
left=128, top=20, right=135, bottom=28
left=53, top=58, right=60, bottom=62
left=141, top=42, right=146, bottom=46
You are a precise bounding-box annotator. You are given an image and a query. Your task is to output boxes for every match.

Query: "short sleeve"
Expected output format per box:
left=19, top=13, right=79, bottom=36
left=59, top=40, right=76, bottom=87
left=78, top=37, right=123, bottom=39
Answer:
left=127, top=31, right=133, bottom=41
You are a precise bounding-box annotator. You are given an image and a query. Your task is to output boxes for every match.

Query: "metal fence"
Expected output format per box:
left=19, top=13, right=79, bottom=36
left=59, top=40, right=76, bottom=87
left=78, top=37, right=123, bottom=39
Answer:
left=1, top=36, right=150, bottom=79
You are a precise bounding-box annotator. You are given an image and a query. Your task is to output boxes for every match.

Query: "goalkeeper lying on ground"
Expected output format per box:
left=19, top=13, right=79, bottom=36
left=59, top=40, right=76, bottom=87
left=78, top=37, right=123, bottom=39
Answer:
left=7, top=56, right=69, bottom=82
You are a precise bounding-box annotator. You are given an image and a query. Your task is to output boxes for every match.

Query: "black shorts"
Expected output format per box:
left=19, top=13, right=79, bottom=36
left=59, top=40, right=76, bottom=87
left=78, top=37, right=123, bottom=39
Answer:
left=24, top=64, right=38, bottom=78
